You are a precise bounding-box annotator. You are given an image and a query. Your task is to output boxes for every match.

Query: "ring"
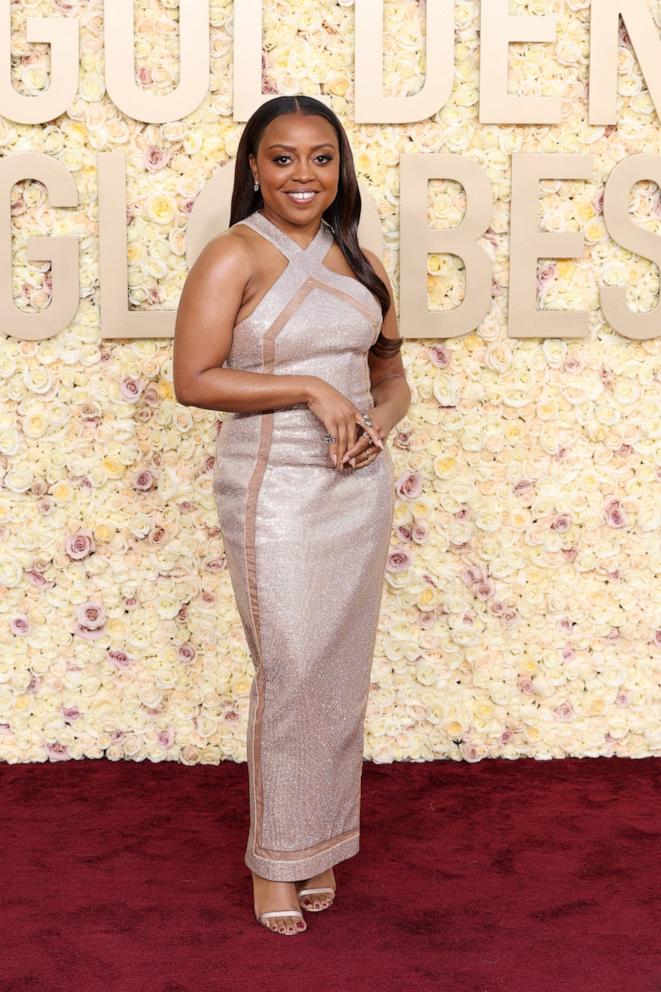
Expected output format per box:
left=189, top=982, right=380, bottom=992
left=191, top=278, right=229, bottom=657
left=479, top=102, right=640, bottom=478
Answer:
left=361, top=413, right=374, bottom=427
left=324, top=432, right=337, bottom=444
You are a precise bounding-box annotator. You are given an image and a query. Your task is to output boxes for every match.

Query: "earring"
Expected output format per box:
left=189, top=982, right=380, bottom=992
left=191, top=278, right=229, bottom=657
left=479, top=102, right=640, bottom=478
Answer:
left=253, top=179, right=260, bottom=191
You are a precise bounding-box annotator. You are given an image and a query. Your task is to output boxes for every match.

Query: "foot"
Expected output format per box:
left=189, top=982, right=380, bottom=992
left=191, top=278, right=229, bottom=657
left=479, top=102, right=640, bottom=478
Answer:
left=252, top=872, right=308, bottom=934
left=295, top=866, right=336, bottom=911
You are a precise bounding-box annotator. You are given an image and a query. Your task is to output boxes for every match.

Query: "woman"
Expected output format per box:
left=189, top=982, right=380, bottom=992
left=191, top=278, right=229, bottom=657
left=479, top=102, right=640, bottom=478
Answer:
left=173, top=95, right=411, bottom=935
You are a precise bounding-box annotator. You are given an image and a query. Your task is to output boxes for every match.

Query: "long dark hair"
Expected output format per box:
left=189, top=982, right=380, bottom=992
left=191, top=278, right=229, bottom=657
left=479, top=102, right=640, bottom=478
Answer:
left=229, top=95, right=390, bottom=319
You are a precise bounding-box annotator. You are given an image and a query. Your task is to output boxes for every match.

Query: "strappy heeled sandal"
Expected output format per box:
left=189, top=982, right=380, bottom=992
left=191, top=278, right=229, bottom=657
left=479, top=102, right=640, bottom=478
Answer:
left=296, top=876, right=336, bottom=912
left=255, top=907, right=307, bottom=934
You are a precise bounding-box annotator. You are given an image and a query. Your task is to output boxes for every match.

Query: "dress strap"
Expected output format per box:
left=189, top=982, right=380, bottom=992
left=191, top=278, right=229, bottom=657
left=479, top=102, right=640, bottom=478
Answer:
left=235, top=210, right=333, bottom=265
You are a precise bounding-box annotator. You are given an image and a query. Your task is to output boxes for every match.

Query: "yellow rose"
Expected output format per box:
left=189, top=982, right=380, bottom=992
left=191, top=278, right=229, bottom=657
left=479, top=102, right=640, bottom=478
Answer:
left=145, top=193, right=176, bottom=226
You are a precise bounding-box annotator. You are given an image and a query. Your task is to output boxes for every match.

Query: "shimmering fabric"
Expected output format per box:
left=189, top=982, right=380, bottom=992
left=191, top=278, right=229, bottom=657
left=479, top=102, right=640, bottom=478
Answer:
left=213, top=209, right=395, bottom=882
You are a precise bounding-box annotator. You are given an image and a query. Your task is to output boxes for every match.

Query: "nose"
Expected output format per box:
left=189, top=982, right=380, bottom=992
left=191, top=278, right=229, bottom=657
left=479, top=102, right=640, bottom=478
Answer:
left=291, top=159, right=314, bottom=182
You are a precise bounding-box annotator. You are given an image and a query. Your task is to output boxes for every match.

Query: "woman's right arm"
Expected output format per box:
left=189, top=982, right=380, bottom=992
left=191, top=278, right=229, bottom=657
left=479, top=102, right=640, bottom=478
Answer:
left=172, top=233, right=317, bottom=412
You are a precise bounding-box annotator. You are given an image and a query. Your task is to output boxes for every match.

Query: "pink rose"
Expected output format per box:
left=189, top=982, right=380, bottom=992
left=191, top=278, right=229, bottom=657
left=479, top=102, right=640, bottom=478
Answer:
left=396, top=470, right=423, bottom=500
left=75, top=601, right=106, bottom=638
left=536, top=261, right=557, bottom=296
left=462, top=564, right=485, bottom=585
left=143, top=146, right=171, bottom=173
left=134, top=470, right=155, bottom=492
left=387, top=548, right=412, bottom=572
left=501, top=607, right=519, bottom=628
left=603, top=498, right=627, bottom=528
left=148, top=526, right=166, bottom=546
left=412, top=522, right=429, bottom=543
left=428, top=344, right=450, bottom=368
left=158, top=728, right=175, bottom=749
left=120, top=377, right=143, bottom=402
left=109, top=650, right=132, bottom=670
left=27, top=570, right=51, bottom=588
left=178, top=642, right=196, bottom=664
left=66, top=529, right=95, bottom=560
left=563, top=355, right=583, bottom=373
left=473, top=579, right=495, bottom=601
left=459, top=742, right=481, bottom=762
left=46, top=742, right=70, bottom=761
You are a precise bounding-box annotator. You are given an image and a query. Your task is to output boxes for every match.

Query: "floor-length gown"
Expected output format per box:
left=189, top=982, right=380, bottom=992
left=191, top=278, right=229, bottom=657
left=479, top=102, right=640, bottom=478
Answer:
left=212, top=208, right=395, bottom=882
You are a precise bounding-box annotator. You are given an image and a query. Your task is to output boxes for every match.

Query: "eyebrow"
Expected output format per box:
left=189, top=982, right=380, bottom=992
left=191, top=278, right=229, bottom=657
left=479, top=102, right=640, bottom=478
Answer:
left=265, top=143, right=336, bottom=151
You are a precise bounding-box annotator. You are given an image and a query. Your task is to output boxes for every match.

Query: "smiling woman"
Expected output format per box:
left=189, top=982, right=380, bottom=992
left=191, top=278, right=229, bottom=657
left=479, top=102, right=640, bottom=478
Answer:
left=172, top=94, right=410, bottom=937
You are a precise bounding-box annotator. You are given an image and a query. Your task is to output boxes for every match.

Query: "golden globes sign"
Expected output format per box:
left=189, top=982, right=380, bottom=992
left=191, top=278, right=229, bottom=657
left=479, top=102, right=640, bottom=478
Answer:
left=2, top=0, right=661, bottom=343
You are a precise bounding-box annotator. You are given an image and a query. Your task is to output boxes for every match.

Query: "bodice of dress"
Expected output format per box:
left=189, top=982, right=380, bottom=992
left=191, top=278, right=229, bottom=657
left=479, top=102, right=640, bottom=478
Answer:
left=221, top=209, right=384, bottom=416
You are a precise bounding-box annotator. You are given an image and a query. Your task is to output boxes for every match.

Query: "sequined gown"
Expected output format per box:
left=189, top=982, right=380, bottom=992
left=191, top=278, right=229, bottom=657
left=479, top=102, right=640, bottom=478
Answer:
left=212, top=209, right=395, bottom=882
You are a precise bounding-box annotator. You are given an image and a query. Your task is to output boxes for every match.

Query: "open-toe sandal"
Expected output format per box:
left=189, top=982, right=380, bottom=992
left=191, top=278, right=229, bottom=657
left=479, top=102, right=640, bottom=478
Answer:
left=255, top=907, right=307, bottom=934
left=296, top=882, right=336, bottom=912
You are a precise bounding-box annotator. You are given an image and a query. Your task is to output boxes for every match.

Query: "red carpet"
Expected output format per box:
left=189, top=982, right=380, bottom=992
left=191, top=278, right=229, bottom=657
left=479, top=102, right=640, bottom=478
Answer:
left=2, top=755, right=659, bottom=992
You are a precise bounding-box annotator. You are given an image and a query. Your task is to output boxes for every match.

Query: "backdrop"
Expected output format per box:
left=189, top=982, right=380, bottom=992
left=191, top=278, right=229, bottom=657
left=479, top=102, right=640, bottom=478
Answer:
left=1, top=0, right=660, bottom=766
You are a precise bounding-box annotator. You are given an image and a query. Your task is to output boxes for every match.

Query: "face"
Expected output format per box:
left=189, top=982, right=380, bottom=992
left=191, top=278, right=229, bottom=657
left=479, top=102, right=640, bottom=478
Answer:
left=249, top=112, right=340, bottom=226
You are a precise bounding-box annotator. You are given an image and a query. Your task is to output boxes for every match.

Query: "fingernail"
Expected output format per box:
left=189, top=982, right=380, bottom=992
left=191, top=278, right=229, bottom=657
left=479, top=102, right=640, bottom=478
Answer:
left=342, top=453, right=350, bottom=464
left=331, top=453, right=337, bottom=466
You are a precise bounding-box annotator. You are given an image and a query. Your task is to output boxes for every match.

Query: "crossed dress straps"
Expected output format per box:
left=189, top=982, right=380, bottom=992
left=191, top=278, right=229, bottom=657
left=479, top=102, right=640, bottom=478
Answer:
left=235, top=210, right=402, bottom=361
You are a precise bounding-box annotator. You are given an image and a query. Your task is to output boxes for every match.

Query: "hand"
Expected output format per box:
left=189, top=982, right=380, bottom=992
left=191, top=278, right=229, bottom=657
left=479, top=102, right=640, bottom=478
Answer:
left=306, top=379, right=384, bottom=472
left=341, top=403, right=392, bottom=471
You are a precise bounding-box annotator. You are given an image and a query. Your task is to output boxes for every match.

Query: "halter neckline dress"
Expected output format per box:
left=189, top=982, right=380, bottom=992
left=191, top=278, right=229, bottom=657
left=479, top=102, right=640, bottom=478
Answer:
left=213, top=208, right=395, bottom=881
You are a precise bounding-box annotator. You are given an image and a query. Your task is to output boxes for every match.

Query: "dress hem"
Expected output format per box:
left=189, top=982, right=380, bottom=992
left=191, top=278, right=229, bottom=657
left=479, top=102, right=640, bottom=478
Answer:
left=244, top=831, right=360, bottom=881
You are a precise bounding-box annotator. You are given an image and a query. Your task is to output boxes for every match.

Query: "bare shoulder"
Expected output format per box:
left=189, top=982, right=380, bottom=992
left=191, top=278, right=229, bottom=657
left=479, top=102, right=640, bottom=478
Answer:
left=190, top=225, right=255, bottom=285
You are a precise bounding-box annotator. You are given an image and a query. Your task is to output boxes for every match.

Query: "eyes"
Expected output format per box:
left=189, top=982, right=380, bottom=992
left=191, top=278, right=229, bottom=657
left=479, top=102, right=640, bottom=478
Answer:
left=272, top=154, right=334, bottom=166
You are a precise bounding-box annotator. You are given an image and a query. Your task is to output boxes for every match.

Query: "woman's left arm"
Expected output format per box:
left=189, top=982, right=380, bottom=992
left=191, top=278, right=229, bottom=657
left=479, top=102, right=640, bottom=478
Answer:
left=364, top=248, right=411, bottom=436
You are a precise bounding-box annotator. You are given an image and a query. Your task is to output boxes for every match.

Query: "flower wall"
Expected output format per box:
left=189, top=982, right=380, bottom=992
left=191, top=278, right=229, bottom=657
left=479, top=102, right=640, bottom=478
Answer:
left=1, top=0, right=659, bottom=765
